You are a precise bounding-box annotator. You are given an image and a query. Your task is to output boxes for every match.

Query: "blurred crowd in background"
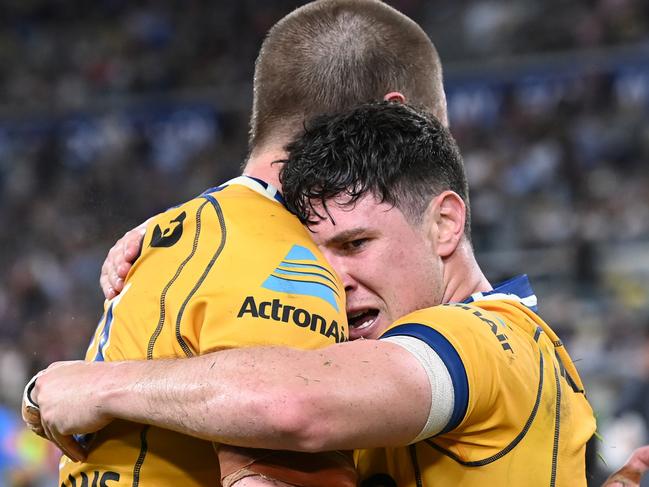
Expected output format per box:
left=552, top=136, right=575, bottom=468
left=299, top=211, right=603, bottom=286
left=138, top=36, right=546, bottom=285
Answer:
left=1, top=0, right=649, bottom=485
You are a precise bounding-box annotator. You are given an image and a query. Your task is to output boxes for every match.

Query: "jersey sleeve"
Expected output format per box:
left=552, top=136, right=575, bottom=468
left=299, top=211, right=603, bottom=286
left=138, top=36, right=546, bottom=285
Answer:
left=379, top=303, right=541, bottom=440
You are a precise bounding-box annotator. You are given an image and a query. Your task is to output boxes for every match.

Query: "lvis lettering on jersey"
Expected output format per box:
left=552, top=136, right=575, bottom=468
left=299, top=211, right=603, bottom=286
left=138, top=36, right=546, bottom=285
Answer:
left=237, top=296, right=346, bottom=343
left=61, top=470, right=120, bottom=487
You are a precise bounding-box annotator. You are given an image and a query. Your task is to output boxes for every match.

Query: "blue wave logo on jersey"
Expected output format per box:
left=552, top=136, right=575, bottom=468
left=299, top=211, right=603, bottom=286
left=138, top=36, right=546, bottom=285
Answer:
left=262, top=245, right=340, bottom=311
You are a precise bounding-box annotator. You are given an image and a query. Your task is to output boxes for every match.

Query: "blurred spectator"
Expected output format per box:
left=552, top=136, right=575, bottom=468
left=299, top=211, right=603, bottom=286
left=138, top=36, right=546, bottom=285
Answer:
left=0, top=405, right=58, bottom=486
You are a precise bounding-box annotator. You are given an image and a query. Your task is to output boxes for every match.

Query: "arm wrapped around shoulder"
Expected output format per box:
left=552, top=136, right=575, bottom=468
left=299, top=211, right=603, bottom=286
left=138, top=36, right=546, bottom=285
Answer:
left=219, top=445, right=357, bottom=487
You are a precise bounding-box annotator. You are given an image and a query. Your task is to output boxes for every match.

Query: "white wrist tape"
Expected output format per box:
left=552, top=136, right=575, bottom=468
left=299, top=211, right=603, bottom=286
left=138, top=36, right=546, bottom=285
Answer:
left=23, top=373, right=41, bottom=410
left=381, top=335, right=455, bottom=442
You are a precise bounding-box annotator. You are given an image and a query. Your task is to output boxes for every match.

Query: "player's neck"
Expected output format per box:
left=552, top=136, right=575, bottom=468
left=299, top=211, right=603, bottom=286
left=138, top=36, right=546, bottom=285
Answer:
left=442, top=242, right=492, bottom=303
left=243, top=147, right=286, bottom=191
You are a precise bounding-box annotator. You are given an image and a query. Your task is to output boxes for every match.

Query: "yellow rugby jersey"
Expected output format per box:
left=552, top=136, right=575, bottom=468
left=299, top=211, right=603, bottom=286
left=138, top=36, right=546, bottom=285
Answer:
left=60, top=176, right=347, bottom=487
left=356, top=276, right=595, bottom=487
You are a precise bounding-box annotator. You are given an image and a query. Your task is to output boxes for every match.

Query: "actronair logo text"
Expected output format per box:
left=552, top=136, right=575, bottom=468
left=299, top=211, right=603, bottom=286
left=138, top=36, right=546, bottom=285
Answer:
left=237, top=296, right=346, bottom=343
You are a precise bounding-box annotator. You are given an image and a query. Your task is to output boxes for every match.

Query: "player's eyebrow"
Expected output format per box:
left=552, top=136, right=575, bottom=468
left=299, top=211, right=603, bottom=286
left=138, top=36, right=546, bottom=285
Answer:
left=322, top=227, right=369, bottom=246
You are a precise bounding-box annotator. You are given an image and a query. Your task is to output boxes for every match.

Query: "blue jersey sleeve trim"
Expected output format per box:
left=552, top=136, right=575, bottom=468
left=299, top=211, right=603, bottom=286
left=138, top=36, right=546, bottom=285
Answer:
left=381, top=323, right=469, bottom=434
left=93, top=303, right=115, bottom=362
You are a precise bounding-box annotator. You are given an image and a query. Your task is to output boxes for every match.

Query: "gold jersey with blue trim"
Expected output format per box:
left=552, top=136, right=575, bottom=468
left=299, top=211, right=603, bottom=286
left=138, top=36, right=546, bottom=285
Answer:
left=356, top=276, right=595, bottom=487
left=59, top=176, right=348, bottom=487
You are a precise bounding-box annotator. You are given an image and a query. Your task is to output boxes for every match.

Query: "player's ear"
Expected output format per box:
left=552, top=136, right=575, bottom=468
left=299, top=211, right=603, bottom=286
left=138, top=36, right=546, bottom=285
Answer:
left=383, top=91, right=406, bottom=104
left=424, top=191, right=465, bottom=258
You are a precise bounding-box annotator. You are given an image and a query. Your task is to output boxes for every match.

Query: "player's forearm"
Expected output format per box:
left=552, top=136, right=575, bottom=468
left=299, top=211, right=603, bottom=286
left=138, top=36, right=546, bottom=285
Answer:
left=98, top=355, right=290, bottom=446
left=100, top=341, right=430, bottom=451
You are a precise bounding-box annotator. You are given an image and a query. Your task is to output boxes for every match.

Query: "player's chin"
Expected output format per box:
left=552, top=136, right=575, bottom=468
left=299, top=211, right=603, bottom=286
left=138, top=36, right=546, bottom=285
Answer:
left=348, top=310, right=383, bottom=340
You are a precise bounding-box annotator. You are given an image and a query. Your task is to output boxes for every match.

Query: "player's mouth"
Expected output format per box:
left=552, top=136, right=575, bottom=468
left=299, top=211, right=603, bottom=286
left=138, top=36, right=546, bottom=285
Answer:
left=347, top=308, right=380, bottom=340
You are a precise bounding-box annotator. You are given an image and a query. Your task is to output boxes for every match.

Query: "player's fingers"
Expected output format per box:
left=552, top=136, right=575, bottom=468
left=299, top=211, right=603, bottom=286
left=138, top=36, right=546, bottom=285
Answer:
left=112, top=273, right=125, bottom=293
left=22, top=404, right=41, bottom=428
left=43, top=422, right=84, bottom=463
left=23, top=366, right=65, bottom=440
left=100, top=273, right=116, bottom=300
left=116, top=262, right=132, bottom=279
left=101, top=246, right=120, bottom=298
left=617, top=461, right=649, bottom=483
left=27, top=361, right=82, bottom=408
left=107, top=270, right=121, bottom=292
left=24, top=410, right=46, bottom=438
left=101, top=222, right=147, bottom=296
left=107, top=240, right=128, bottom=289
left=129, top=221, right=147, bottom=252
left=29, top=424, right=46, bottom=438
left=111, top=229, right=145, bottom=288
left=55, top=434, right=86, bottom=463
left=41, top=419, right=83, bottom=463
left=120, top=227, right=145, bottom=267
left=605, top=477, right=638, bottom=487
left=603, top=446, right=649, bottom=486
left=22, top=404, right=46, bottom=438
left=629, top=445, right=649, bottom=470
left=123, top=236, right=143, bottom=262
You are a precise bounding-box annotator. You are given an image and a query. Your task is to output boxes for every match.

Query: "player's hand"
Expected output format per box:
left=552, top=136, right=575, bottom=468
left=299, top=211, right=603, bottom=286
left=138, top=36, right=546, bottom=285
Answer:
left=230, top=478, right=294, bottom=486
left=23, top=363, right=87, bottom=462
left=603, top=445, right=649, bottom=486
left=28, top=361, right=115, bottom=462
left=100, top=221, right=148, bottom=299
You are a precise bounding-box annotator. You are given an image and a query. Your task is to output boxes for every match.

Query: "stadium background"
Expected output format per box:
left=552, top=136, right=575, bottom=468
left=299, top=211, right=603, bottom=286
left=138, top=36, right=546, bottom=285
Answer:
left=1, top=0, right=648, bottom=485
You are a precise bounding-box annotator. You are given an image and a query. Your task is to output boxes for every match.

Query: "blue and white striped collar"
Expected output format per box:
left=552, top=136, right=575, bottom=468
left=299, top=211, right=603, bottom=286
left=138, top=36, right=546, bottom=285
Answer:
left=202, top=175, right=287, bottom=207
left=462, top=274, right=538, bottom=312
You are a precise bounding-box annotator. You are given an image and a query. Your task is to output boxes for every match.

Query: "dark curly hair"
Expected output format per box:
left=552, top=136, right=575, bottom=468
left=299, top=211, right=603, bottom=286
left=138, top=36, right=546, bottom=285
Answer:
left=279, top=101, right=471, bottom=239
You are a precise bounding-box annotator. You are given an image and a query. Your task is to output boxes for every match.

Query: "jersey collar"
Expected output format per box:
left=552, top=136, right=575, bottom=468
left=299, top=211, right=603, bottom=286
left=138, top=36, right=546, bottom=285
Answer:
left=462, top=274, right=538, bottom=313
left=202, top=176, right=287, bottom=207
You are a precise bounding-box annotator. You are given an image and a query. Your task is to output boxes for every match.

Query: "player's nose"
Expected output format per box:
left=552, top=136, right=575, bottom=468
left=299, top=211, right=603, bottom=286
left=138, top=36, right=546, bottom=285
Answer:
left=324, top=253, right=357, bottom=293
left=340, top=268, right=359, bottom=294
left=336, top=263, right=358, bottom=294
